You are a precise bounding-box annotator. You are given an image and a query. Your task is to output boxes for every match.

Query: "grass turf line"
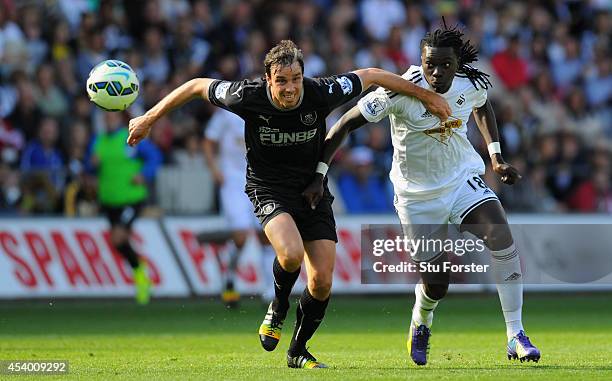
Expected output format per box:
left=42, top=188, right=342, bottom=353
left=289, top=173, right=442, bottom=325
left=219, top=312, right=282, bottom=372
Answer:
left=1, top=294, right=611, bottom=380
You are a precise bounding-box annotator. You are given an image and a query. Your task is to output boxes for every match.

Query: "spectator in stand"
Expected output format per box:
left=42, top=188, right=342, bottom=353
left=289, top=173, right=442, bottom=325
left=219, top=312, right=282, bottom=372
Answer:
left=491, top=34, right=529, bottom=91
left=567, top=167, right=612, bottom=213
left=34, top=63, right=69, bottom=118
left=20, top=117, right=64, bottom=192
left=360, top=0, right=406, bottom=42
left=338, top=147, right=393, bottom=214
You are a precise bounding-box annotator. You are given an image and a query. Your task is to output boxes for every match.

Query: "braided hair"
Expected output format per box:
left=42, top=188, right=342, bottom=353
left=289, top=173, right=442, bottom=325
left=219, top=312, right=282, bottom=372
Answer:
left=420, top=18, right=492, bottom=90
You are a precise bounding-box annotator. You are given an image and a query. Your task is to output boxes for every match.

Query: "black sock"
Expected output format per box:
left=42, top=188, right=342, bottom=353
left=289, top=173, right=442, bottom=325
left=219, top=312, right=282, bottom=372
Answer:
left=117, top=242, right=140, bottom=269
left=288, top=288, right=330, bottom=356
left=272, top=257, right=300, bottom=314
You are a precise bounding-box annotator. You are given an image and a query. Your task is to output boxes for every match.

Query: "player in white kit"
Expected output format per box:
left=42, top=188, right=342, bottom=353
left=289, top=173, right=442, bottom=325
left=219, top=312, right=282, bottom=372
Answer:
left=303, top=21, right=540, bottom=365
left=204, top=108, right=276, bottom=306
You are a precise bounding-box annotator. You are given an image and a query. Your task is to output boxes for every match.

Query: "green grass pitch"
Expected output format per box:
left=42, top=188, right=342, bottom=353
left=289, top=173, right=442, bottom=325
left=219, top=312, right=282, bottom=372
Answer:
left=1, top=294, right=611, bottom=380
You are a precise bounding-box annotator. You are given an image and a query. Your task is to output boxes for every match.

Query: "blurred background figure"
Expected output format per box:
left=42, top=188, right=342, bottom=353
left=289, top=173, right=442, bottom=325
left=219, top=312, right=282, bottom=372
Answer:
left=203, top=108, right=276, bottom=307
left=89, top=111, right=162, bottom=304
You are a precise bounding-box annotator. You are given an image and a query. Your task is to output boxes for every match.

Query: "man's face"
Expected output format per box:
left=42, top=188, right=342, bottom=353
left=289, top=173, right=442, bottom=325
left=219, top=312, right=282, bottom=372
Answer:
left=266, top=61, right=303, bottom=109
left=104, top=111, right=123, bottom=131
left=421, top=46, right=458, bottom=94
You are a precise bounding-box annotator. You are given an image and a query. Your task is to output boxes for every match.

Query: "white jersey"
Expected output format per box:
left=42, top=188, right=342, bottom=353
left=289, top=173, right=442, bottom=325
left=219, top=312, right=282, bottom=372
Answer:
left=205, top=108, right=247, bottom=182
left=357, top=65, right=487, bottom=199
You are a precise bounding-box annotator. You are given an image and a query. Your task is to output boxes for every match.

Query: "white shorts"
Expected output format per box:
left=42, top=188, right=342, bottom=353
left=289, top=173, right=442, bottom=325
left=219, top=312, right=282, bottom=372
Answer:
left=220, top=181, right=260, bottom=231
left=394, top=172, right=499, bottom=261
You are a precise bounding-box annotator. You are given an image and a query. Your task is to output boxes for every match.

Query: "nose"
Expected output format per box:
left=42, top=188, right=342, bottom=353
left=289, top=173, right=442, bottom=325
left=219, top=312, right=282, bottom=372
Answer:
left=432, top=67, right=443, bottom=78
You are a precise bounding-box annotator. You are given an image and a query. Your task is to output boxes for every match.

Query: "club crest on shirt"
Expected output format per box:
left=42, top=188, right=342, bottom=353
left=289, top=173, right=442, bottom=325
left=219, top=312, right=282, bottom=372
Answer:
left=456, top=93, right=466, bottom=106
left=262, top=203, right=276, bottom=215
left=423, top=119, right=463, bottom=145
left=335, top=76, right=353, bottom=95
left=300, top=111, right=317, bottom=126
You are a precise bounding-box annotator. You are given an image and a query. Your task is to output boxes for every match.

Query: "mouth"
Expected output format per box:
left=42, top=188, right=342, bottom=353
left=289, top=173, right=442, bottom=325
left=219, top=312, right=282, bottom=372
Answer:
left=282, top=93, right=296, bottom=102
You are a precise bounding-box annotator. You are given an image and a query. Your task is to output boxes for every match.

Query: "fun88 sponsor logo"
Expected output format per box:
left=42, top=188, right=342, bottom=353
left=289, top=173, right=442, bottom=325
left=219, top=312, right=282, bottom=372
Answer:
left=259, top=127, right=317, bottom=146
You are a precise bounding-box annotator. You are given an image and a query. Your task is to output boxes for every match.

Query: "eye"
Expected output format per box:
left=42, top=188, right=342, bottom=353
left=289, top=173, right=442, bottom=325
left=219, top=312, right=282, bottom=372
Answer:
left=444, top=63, right=451, bottom=68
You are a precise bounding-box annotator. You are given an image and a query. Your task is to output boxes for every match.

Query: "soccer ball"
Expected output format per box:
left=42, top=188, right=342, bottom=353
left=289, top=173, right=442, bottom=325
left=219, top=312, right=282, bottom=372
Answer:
left=86, top=60, right=139, bottom=112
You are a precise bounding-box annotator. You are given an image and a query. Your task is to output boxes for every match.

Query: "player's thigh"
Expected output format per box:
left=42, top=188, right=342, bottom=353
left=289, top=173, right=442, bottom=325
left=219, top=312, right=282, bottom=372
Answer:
left=264, top=212, right=304, bottom=265
left=303, top=239, right=336, bottom=291
left=394, top=194, right=451, bottom=262
left=450, top=173, right=513, bottom=250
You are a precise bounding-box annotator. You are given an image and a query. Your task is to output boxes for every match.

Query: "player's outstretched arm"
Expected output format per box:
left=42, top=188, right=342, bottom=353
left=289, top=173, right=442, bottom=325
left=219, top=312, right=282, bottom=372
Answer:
left=353, top=68, right=451, bottom=121
left=472, top=100, right=521, bottom=185
left=302, top=105, right=368, bottom=209
left=127, top=78, right=215, bottom=146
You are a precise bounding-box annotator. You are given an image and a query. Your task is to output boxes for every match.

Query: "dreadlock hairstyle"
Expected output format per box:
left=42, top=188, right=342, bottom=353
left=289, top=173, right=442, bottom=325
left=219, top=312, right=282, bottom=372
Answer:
left=420, top=18, right=492, bottom=90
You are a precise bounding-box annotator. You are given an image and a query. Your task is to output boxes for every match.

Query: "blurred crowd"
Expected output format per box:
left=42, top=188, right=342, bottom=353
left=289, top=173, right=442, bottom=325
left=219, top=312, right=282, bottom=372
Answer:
left=0, top=0, right=610, bottom=216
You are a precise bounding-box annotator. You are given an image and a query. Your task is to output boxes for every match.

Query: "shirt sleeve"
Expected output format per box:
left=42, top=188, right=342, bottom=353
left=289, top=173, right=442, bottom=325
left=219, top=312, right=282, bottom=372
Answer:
left=208, top=79, right=246, bottom=114
left=470, top=85, right=488, bottom=108
left=316, top=72, right=363, bottom=111
left=357, top=87, right=399, bottom=123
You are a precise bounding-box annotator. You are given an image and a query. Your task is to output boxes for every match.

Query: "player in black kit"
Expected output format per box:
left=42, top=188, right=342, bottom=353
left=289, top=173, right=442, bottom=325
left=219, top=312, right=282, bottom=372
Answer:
left=127, top=40, right=450, bottom=369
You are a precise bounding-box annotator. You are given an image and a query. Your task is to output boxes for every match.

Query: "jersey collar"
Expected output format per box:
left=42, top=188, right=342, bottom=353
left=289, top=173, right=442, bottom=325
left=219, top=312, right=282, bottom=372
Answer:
left=266, top=83, right=304, bottom=111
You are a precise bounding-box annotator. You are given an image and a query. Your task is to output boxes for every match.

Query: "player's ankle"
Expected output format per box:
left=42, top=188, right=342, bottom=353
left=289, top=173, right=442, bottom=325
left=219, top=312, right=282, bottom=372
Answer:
left=272, top=298, right=289, bottom=315
left=287, top=341, right=305, bottom=357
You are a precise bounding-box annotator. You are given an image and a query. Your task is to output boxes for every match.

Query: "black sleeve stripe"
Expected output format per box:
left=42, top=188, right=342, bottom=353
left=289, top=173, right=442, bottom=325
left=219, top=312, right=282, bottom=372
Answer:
left=410, top=75, right=422, bottom=84
left=409, top=72, right=421, bottom=81
left=412, top=78, right=423, bottom=84
left=383, top=89, right=399, bottom=99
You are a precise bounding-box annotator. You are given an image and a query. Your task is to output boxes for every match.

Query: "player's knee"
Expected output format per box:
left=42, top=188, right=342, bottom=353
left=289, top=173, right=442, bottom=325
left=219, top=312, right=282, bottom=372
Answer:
left=232, top=230, right=248, bottom=248
left=483, top=225, right=513, bottom=251
left=424, top=283, right=448, bottom=301
left=276, top=243, right=304, bottom=271
left=110, top=227, right=128, bottom=246
left=309, top=274, right=332, bottom=299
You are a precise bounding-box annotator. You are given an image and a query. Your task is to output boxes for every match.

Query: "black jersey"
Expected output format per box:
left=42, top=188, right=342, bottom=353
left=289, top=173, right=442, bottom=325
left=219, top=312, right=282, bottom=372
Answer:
left=208, top=73, right=363, bottom=190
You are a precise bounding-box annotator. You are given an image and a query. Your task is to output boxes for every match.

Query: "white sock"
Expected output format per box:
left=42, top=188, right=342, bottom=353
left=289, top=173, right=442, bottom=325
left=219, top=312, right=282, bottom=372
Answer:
left=412, top=283, right=439, bottom=328
left=490, top=244, right=524, bottom=339
left=261, top=244, right=276, bottom=301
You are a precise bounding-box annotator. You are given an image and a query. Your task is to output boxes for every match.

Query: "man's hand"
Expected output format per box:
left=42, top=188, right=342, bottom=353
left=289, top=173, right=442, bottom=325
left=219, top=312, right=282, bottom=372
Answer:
left=492, top=154, right=522, bottom=185
left=211, top=167, right=224, bottom=185
left=127, top=115, right=154, bottom=146
left=131, top=174, right=145, bottom=185
left=302, top=174, right=325, bottom=210
left=421, top=90, right=452, bottom=121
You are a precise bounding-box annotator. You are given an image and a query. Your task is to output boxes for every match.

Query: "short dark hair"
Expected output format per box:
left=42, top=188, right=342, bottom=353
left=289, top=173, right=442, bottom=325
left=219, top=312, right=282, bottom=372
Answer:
left=264, top=40, right=304, bottom=77
left=420, top=18, right=491, bottom=90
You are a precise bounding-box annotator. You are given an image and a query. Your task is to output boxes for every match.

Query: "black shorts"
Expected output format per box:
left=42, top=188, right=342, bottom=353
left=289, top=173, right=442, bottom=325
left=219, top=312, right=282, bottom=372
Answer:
left=101, top=203, right=142, bottom=229
left=245, top=184, right=337, bottom=242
